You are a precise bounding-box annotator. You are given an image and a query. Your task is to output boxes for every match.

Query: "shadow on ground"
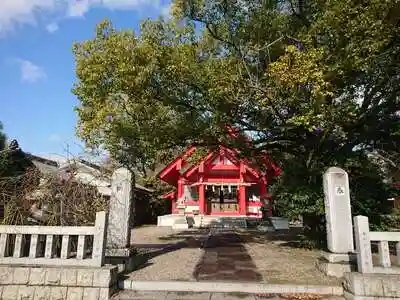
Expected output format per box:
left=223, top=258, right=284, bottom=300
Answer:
left=193, top=230, right=263, bottom=282
left=128, top=221, right=326, bottom=281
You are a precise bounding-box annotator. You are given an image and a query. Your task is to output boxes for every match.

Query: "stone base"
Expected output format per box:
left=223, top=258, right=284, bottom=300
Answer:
left=316, top=252, right=357, bottom=278
left=316, top=258, right=357, bottom=278
left=172, top=223, right=189, bottom=229
left=0, top=265, right=118, bottom=300
left=105, top=247, right=138, bottom=274
left=343, top=272, right=400, bottom=300
left=322, top=253, right=357, bottom=263
left=269, top=217, right=289, bottom=230
left=344, top=291, right=400, bottom=300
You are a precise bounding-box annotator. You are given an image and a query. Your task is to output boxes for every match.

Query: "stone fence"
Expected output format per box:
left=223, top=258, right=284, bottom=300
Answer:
left=0, top=211, right=119, bottom=299
left=0, top=211, right=107, bottom=267
left=353, top=215, right=400, bottom=273
left=343, top=215, right=400, bottom=300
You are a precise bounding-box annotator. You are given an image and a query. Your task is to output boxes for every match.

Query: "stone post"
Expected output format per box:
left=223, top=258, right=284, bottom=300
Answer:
left=316, top=167, right=357, bottom=278
left=105, top=168, right=136, bottom=273
left=323, top=167, right=354, bottom=253
left=107, top=168, right=134, bottom=250
left=353, top=215, right=373, bottom=273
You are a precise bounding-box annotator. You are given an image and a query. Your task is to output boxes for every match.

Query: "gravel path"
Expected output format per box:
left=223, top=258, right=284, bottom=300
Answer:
left=128, top=226, right=208, bottom=281
left=127, top=226, right=341, bottom=285
left=236, top=229, right=341, bottom=285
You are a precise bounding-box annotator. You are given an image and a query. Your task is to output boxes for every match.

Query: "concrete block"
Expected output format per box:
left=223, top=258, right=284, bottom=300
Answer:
left=61, top=269, right=77, bottom=286
left=66, top=287, right=84, bottom=300
left=50, top=286, right=68, bottom=300
left=172, top=222, right=189, bottom=230
left=322, top=252, right=357, bottom=263
left=381, top=275, right=400, bottom=297
left=0, top=266, right=13, bottom=284
left=17, top=285, right=35, bottom=300
left=99, top=287, right=111, bottom=300
left=210, top=293, right=255, bottom=300
left=83, top=288, right=100, bottom=299
left=362, top=275, right=384, bottom=297
left=46, top=268, right=61, bottom=285
left=344, top=273, right=400, bottom=298
left=29, top=268, right=47, bottom=285
left=269, top=217, right=289, bottom=230
left=13, top=267, right=31, bottom=284
left=316, top=258, right=356, bottom=278
left=342, top=291, right=399, bottom=300
left=34, top=286, right=51, bottom=300
left=343, top=273, right=365, bottom=295
left=77, top=269, right=93, bottom=286
left=93, top=268, right=112, bottom=287
left=2, top=285, right=19, bottom=300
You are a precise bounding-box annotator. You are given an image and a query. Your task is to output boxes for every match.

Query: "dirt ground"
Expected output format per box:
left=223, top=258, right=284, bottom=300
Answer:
left=127, top=226, right=341, bottom=286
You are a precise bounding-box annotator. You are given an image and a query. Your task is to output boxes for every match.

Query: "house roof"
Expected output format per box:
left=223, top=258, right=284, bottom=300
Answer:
left=27, top=154, right=60, bottom=175
left=28, top=154, right=154, bottom=194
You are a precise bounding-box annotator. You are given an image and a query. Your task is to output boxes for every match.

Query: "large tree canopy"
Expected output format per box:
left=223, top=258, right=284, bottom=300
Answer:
left=73, top=0, right=400, bottom=234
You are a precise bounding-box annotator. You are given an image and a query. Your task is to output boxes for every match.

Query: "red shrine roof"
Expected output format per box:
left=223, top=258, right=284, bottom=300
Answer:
left=158, top=144, right=281, bottom=187
left=158, top=125, right=281, bottom=187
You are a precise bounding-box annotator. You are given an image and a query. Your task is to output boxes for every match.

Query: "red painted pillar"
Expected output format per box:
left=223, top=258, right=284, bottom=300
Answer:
left=171, top=194, right=177, bottom=214
left=239, top=186, right=246, bottom=215
left=198, top=162, right=205, bottom=214
left=177, top=178, right=184, bottom=198
left=199, top=184, right=205, bottom=214
left=239, top=161, right=246, bottom=215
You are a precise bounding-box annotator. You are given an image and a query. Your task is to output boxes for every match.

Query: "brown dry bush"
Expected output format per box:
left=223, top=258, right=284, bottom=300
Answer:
left=0, top=166, right=108, bottom=226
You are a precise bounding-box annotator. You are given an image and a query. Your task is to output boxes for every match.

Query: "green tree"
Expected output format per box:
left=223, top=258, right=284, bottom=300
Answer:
left=72, top=1, right=400, bottom=241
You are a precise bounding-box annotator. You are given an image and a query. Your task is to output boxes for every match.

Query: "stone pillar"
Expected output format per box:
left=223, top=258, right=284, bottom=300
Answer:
left=323, top=167, right=354, bottom=253
left=316, top=167, right=357, bottom=278
left=105, top=168, right=136, bottom=273
left=353, top=215, right=373, bottom=273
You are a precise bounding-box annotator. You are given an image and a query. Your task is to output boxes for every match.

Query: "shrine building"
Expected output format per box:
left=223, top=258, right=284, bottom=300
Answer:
left=158, top=144, right=281, bottom=222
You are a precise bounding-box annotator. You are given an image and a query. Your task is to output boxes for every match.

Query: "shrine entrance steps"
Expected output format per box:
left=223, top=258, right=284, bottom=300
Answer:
left=160, top=214, right=250, bottom=229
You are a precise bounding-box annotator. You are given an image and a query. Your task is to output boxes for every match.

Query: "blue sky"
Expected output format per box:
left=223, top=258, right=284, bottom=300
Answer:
left=0, top=0, right=170, bottom=160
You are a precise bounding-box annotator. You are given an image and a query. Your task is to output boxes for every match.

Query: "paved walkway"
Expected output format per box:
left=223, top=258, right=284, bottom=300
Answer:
left=194, top=230, right=262, bottom=281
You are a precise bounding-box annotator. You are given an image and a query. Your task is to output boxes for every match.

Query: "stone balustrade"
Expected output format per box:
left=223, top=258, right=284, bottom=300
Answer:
left=0, top=211, right=107, bottom=267
left=353, top=215, right=400, bottom=274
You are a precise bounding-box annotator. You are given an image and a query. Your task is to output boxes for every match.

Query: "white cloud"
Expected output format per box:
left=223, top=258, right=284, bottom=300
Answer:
left=0, top=0, right=166, bottom=35
left=46, top=22, right=59, bottom=33
left=0, top=0, right=60, bottom=34
left=67, top=0, right=90, bottom=17
left=67, top=0, right=163, bottom=17
left=17, top=59, right=46, bottom=83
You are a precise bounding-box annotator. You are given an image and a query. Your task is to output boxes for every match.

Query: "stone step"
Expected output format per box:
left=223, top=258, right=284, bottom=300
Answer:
left=112, top=290, right=345, bottom=300
left=118, top=280, right=344, bottom=297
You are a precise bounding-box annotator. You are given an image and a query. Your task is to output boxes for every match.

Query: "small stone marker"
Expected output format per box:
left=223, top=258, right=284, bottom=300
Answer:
left=107, top=168, right=134, bottom=250
left=323, top=167, right=354, bottom=253
left=353, top=215, right=373, bottom=273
